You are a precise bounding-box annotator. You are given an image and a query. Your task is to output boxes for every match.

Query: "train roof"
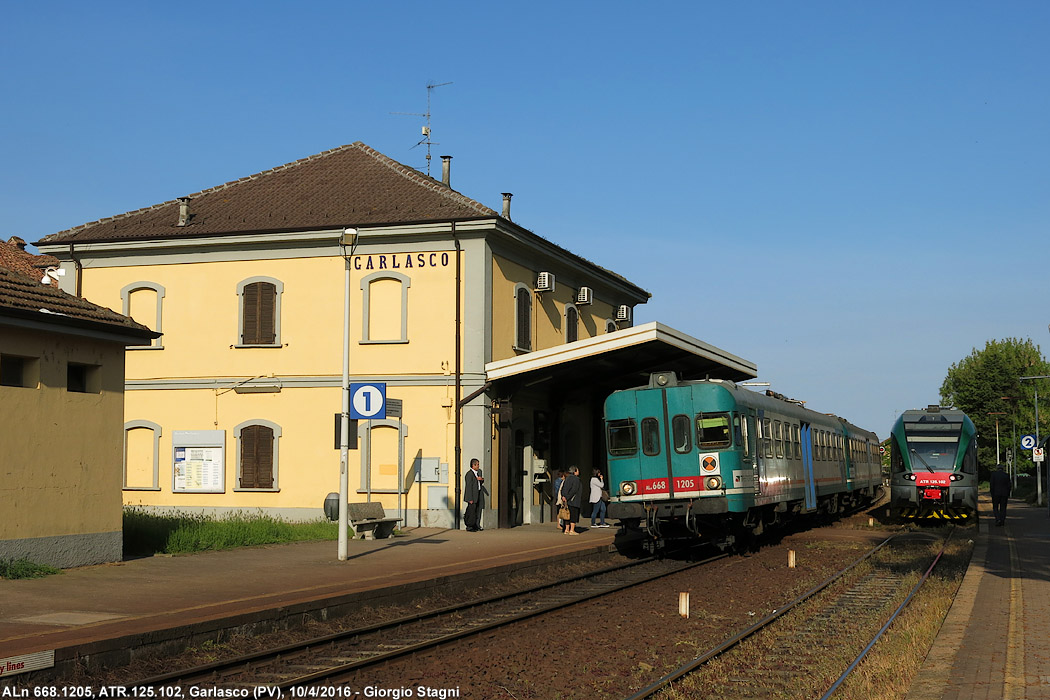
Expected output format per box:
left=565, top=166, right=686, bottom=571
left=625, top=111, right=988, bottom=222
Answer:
left=897, top=406, right=972, bottom=424
left=609, top=374, right=878, bottom=439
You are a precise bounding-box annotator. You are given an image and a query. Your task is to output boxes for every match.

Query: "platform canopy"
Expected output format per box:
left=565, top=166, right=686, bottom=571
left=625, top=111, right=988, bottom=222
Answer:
left=484, top=321, right=757, bottom=397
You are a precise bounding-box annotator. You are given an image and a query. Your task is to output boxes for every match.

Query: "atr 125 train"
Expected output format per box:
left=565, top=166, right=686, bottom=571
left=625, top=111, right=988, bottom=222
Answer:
left=603, top=371, right=882, bottom=550
left=887, top=406, right=978, bottom=521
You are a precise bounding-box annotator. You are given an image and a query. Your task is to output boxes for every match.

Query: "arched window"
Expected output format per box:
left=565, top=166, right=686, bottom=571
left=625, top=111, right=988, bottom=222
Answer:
left=605, top=319, right=618, bottom=334
left=235, top=420, right=281, bottom=490
left=123, top=420, right=162, bottom=490
left=121, top=282, right=165, bottom=349
left=564, top=304, right=579, bottom=343
left=514, top=284, right=532, bottom=352
left=358, top=418, right=408, bottom=494
left=237, top=277, right=283, bottom=347
left=361, top=271, right=410, bottom=343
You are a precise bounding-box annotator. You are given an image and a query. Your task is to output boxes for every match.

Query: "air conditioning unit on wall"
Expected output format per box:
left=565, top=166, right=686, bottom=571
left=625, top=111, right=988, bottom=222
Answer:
left=576, top=286, right=593, bottom=305
left=535, top=271, right=555, bottom=293
left=616, top=305, right=632, bottom=323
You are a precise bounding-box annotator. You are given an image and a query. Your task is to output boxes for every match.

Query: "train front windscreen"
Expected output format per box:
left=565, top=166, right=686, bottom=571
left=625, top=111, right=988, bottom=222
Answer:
left=904, top=420, right=961, bottom=470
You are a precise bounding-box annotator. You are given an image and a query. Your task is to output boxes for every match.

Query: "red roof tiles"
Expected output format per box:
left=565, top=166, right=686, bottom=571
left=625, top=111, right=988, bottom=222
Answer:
left=38, top=143, right=499, bottom=245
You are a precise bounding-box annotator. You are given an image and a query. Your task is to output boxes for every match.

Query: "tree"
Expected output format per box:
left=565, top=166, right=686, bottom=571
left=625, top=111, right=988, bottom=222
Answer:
left=940, top=338, right=1050, bottom=479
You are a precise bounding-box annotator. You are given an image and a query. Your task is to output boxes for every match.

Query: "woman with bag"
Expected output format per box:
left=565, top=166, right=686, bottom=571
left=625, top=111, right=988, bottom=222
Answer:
left=560, top=466, right=583, bottom=535
left=589, top=468, right=609, bottom=528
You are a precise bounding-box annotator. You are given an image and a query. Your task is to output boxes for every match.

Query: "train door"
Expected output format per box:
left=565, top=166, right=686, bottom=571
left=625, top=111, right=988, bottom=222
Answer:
left=631, top=388, right=696, bottom=498
left=800, top=423, right=817, bottom=511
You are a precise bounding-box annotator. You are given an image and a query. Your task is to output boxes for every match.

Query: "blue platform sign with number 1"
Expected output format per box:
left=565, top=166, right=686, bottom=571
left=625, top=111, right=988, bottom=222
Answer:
left=350, top=383, right=386, bottom=420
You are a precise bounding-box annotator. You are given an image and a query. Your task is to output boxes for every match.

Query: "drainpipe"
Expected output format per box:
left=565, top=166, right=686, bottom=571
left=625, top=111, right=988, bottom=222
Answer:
left=453, top=221, right=463, bottom=529
left=69, top=243, right=83, bottom=297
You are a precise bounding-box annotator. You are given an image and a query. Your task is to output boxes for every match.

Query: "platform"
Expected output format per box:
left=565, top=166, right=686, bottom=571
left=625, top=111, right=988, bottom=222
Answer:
left=0, top=523, right=616, bottom=683
left=908, top=494, right=1050, bottom=700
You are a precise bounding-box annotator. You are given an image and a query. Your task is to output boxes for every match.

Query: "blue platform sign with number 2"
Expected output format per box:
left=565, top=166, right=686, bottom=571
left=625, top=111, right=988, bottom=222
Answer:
left=1021, top=434, right=1037, bottom=450
left=350, top=383, right=386, bottom=419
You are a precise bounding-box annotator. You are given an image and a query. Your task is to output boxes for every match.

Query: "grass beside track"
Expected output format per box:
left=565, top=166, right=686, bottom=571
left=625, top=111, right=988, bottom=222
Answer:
left=122, top=508, right=339, bottom=555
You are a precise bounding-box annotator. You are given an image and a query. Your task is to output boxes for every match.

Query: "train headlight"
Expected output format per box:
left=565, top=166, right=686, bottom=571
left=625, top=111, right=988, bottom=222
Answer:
left=949, top=474, right=963, bottom=482
left=621, top=481, right=637, bottom=496
left=705, top=476, right=722, bottom=490
left=904, top=473, right=917, bottom=481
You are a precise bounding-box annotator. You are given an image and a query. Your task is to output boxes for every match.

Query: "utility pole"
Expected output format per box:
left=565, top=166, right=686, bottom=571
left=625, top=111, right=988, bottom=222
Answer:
left=1020, top=375, right=1050, bottom=510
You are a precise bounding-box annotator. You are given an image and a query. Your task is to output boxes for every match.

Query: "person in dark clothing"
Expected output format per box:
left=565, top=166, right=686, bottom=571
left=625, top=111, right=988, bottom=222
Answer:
left=464, top=458, right=485, bottom=532
left=989, top=464, right=1011, bottom=526
left=560, top=465, right=583, bottom=535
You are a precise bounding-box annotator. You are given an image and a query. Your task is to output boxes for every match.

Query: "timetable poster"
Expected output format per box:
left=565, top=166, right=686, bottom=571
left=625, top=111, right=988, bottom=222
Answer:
left=173, top=445, right=224, bottom=492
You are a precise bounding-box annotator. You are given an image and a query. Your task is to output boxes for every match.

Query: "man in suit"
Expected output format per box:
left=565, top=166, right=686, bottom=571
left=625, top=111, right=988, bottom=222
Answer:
left=464, top=458, right=485, bottom=532
left=989, top=464, right=1011, bottom=526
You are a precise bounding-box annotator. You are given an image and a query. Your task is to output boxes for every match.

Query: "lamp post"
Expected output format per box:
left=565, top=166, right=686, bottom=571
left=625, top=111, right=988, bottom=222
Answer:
left=1000, top=396, right=1018, bottom=487
left=987, top=412, right=1006, bottom=466
left=1020, top=375, right=1050, bottom=509
left=339, top=228, right=359, bottom=561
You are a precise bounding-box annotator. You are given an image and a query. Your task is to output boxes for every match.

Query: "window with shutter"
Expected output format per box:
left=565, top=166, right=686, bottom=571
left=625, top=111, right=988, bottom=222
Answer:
left=242, top=282, right=276, bottom=345
left=515, top=286, right=531, bottom=351
left=565, top=305, right=578, bottom=343
left=239, top=424, right=274, bottom=489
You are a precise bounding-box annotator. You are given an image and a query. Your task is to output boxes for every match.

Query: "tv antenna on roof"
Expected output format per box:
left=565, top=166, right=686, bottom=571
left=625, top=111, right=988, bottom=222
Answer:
left=392, top=81, right=452, bottom=176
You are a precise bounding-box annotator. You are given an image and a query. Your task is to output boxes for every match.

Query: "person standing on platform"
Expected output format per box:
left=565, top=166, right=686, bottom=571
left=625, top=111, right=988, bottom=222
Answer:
left=553, top=470, right=566, bottom=529
left=990, top=463, right=1011, bottom=526
left=561, top=465, right=583, bottom=535
left=464, top=458, right=484, bottom=532
left=589, top=468, right=609, bottom=528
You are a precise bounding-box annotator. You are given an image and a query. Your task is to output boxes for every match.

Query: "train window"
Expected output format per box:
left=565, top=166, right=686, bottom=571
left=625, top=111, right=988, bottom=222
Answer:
left=697, top=413, right=731, bottom=449
left=672, top=414, right=692, bottom=454
left=794, top=425, right=801, bottom=459
left=762, top=418, right=773, bottom=458
left=606, top=419, right=638, bottom=456
left=774, top=421, right=784, bottom=458
left=641, top=417, right=661, bottom=456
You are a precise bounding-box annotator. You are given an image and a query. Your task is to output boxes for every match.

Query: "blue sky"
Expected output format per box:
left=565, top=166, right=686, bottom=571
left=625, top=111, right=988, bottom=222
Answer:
left=3, top=1, right=1048, bottom=438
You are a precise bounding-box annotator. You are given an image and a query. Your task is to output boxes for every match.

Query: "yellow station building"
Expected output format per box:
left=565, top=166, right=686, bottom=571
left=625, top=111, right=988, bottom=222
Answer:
left=37, top=143, right=755, bottom=530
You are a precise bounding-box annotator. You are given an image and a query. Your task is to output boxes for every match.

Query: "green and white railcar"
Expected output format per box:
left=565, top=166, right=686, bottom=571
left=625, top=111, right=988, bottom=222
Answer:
left=604, top=371, right=880, bottom=549
left=888, top=406, right=978, bottom=520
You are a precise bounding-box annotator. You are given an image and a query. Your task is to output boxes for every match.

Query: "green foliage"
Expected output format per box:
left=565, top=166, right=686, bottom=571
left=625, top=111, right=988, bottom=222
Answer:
left=123, top=507, right=339, bottom=555
left=940, top=337, right=1050, bottom=476
left=0, top=558, right=61, bottom=579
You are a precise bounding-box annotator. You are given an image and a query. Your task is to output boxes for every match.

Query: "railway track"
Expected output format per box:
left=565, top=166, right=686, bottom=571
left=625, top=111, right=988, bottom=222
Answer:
left=625, top=528, right=956, bottom=700
left=127, top=548, right=723, bottom=690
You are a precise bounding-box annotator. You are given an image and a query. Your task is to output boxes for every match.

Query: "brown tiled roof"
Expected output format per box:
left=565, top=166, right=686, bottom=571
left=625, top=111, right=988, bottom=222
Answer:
left=38, top=142, right=499, bottom=245
left=0, top=266, right=157, bottom=340
left=0, top=237, right=60, bottom=284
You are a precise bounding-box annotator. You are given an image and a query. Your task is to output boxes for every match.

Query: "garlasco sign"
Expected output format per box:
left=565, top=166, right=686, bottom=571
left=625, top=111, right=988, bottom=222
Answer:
left=352, top=253, right=452, bottom=271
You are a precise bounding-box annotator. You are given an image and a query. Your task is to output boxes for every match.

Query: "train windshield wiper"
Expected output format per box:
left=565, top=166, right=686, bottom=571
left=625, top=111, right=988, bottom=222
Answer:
left=910, top=448, right=936, bottom=472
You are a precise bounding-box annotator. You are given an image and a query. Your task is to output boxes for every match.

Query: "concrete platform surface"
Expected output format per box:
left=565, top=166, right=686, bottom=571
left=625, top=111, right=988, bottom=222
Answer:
left=0, top=523, right=615, bottom=681
left=908, top=494, right=1050, bottom=700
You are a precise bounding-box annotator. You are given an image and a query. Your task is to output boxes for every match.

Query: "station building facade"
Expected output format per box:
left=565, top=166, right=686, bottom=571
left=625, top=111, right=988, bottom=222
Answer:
left=37, top=142, right=755, bottom=529
left=0, top=238, right=157, bottom=567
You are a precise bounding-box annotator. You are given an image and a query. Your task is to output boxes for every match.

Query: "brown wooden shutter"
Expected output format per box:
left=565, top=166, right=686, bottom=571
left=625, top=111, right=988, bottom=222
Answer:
left=240, top=424, right=274, bottom=488
left=516, top=288, right=531, bottom=350
left=242, top=282, right=276, bottom=345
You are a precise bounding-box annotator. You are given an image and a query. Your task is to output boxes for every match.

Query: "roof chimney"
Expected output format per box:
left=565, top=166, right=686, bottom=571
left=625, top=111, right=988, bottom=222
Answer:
left=502, top=192, right=513, bottom=220
left=441, top=155, right=452, bottom=186
left=176, top=197, right=191, bottom=227
left=7, top=236, right=27, bottom=251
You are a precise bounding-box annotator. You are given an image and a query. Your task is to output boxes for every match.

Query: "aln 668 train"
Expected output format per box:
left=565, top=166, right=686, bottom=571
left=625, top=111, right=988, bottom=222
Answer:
left=604, top=372, right=881, bottom=550
left=887, top=406, right=978, bottom=521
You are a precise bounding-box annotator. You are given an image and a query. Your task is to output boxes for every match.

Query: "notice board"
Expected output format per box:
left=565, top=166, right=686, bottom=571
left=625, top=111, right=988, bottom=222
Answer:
left=172, top=430, right=225, bottom=493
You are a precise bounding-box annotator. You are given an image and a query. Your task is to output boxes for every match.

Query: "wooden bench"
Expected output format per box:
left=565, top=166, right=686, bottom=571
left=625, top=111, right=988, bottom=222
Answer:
left=347, top=502, right=401, bottom=540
